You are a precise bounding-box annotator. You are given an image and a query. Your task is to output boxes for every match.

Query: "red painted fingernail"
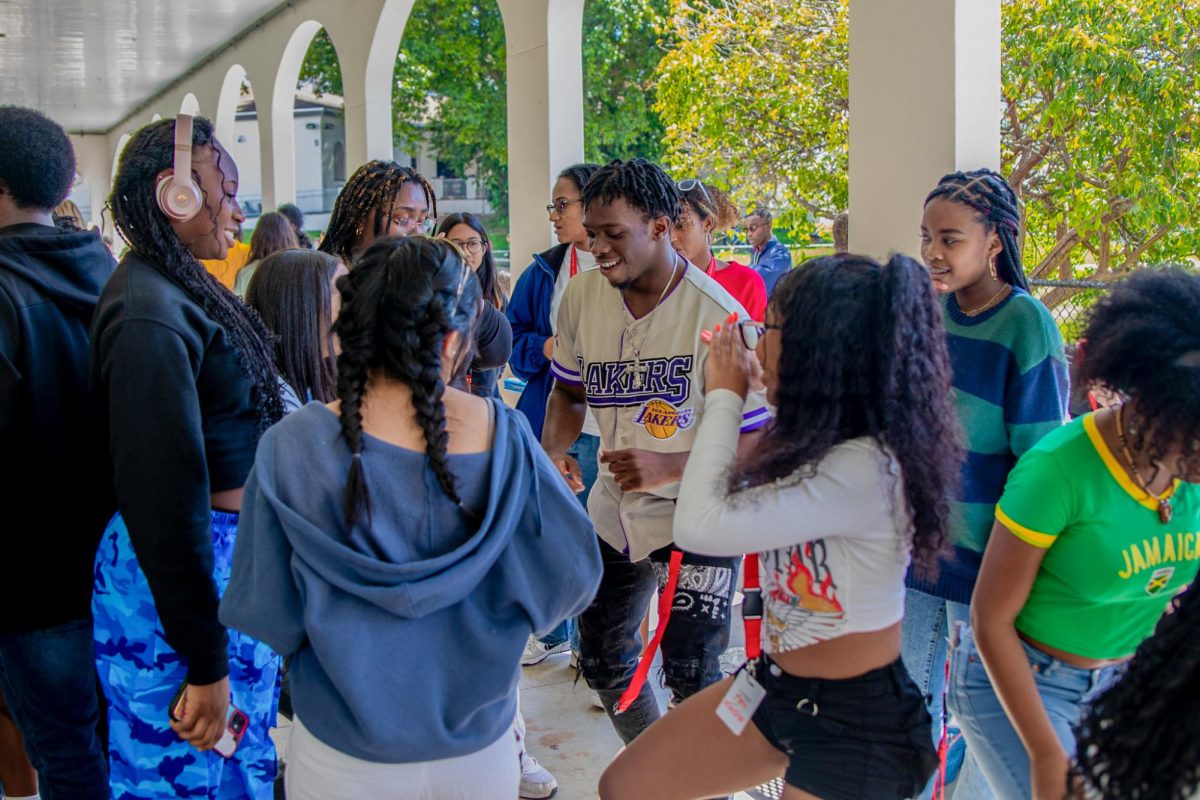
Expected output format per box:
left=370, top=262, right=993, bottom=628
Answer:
left=714, top=324, right=721, bottom=332
left=727, top=311, right=738, bottom=323
left=700, top=330, right=712, bottom=342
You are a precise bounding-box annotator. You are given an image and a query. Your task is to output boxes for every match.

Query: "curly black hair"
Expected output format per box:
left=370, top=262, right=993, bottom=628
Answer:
left=581, top=158, right=681, bottom=225
left=729, top=254, right=964, bottom=575
left=0, top=106, right=76, bottom=210
left=1073, top=584, right=1200, bottom=800
left=332, top=236, right=481, bottom=529
left=109, top=116, right=283, bottom=432
left=1075, top=267, right=1200, bottom=485
left=319, top=160, right=436, bottom=264
left=925, top=169, right=1028, bottom=291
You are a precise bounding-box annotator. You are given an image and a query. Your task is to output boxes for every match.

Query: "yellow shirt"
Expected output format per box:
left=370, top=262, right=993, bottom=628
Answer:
left=200, top=241, right=251, bottom=290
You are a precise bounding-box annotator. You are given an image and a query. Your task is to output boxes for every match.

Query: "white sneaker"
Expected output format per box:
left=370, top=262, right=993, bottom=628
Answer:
left=519, top=751, right=559, bottom=799
left=521, top=636, right=570, bottom=666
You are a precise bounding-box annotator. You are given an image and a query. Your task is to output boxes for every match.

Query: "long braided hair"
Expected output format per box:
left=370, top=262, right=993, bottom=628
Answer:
left=332, top=236, right=481, bottom=529
left=1073, top=584, right=1200, bottom=799
left=108, top=116, right=283, bottom=431
left=319, top=160, right=436, bottom=263
left=729, top=255, right=964, bottom=576
left=924, top=168, right=1029, bottom=291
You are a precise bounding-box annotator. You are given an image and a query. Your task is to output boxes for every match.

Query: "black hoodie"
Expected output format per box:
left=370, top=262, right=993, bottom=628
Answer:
left=0, top=223, right=116, bottom=633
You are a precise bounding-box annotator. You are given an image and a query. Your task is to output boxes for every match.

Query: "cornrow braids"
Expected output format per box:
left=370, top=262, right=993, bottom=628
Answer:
left=925, top=168, right=1028, bottom=291
left=320, top=160, right=437, bottom=264
left=679, top=181, right=740, bottom=231
left=332, top=236, right=481, bottom=530
left=108, top=117, right=283, bottom=432
left=581, top=158, right=681, bottom=225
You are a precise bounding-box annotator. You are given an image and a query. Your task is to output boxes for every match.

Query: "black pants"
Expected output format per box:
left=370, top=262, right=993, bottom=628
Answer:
left=578, top=538, right=738, bottom=744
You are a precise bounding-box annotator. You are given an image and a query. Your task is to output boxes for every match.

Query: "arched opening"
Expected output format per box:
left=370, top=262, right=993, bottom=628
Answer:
left=179, top=92, right=201, bottom=116
left=64, top=175, right=92, bottom=227
left=392, top=0, right=508, bottom=242
left=268, top=19, right=327, bottom=213
left=217, top=66, right=265, bottom=223
left=294, top=25, right=346, bottom=231
left=111, top=133, right=132, bottom=187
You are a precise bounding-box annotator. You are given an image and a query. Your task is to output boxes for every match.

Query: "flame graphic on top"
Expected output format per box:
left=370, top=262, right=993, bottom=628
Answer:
left=785, top=544, right=843, bottom=613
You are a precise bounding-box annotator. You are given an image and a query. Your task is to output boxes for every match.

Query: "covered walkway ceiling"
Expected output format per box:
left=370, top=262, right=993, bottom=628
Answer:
left=0, top=0, right=286, bottom=132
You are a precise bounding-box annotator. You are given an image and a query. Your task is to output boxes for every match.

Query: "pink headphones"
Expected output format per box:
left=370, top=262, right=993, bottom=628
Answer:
left=155, top=114, right=203, bottom=222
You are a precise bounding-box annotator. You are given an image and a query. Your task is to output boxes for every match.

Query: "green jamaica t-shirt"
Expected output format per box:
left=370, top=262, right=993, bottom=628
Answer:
left=996, top=413, right=1200, bottom=659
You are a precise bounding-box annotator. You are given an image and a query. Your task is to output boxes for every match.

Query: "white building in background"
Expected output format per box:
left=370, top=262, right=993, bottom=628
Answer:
left=229, top=88, right=491, bottom=231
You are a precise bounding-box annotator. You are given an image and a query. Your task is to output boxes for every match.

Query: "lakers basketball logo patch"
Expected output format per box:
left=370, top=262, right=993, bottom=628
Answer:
left=1145, top=566, right=1174, bottom=596
left=634, top=398, right=695, bottom=440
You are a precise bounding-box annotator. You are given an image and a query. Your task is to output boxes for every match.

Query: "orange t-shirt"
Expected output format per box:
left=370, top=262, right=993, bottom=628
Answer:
left=200, top=241, right=251, bottom=290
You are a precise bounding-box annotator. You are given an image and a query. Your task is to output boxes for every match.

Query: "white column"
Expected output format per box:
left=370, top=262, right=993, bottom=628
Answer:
left=497, top=0, right=585, bottom=276
left=848, top=0, right=1001, bottom=258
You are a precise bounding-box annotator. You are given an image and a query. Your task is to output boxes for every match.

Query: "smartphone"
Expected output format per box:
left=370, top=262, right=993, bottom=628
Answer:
left=168, top=682, right=248, bottom=759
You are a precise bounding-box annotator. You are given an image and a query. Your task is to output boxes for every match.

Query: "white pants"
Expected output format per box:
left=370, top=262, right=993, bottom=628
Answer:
left=285, top=716, right=520, bottom=800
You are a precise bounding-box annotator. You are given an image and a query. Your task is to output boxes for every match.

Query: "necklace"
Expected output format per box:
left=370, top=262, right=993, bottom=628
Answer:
left=1115, top=404, right=1174, bottom=523
left=623, top=254, right=681, bottom=390
left=960, top=283, right=1012, bottom=316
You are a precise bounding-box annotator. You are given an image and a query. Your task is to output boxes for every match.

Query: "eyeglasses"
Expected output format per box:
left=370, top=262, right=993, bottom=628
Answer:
left=744, top=222, right=769, bottom=234
left=449, top=238, right=485, bottom=256
left=738, top=320, right=781, bottom=349
left=676, top=178, right=713, bottom=208
left=383, top=210, right=433, bottom=235
left=546, top=198, right=583, bottom=216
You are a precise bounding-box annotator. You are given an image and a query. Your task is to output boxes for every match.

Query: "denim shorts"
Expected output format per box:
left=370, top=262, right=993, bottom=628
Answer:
left=750, top=656, right=938, bottom=800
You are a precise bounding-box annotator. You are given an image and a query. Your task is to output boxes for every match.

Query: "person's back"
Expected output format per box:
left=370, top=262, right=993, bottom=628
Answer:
left=222, top=237, right=601, bottom=799
left=0, top=105, right=113, bottom=798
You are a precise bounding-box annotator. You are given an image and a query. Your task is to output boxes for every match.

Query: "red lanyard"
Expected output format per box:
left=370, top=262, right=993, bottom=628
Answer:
left=743, top=555, right=762, bottom=660
left=569, top=246, right=579, bottom=278
left=706, top=255, right=718, bottom=276
left=615, top=550, right=684, bottom=714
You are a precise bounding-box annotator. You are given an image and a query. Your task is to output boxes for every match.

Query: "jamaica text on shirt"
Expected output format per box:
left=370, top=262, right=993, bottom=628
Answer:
left=1117, top=531, right=1200, bottom=580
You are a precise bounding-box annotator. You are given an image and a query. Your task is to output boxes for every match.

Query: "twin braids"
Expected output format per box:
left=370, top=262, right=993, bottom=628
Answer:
left=109, top=116, right=284, bottom=432
left=333, top=237, right=481, bottom=529
left=925, top=168, right=1029, bottom=291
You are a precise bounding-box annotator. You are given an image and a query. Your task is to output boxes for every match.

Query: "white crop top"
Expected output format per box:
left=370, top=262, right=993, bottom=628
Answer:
left=673, top=389, right=911, bottom=654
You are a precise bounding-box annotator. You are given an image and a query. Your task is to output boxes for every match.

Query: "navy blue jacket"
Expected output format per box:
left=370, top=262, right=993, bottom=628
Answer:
left=751, top=237, right=793, bottom=295
left=505, top=243, right=570, bottom=438
left=0, top=223, right=116, bottom=632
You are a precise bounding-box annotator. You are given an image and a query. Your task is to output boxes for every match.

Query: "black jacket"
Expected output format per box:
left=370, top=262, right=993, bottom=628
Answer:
left=0, top=223, right=116, bottom=633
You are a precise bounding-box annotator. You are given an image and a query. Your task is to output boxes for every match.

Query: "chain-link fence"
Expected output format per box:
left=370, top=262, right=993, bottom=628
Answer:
left=1027, top=277, right=1111, bottom=343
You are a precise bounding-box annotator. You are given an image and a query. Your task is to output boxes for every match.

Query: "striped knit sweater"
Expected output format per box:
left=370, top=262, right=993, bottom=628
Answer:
left=908, top=288, right=1069, bottom=604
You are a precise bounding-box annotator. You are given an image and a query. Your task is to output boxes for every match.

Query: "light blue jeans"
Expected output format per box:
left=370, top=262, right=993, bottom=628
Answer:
left=947, top=621, right=1121, bottom=799
left=900, top=589, right=988, bottom=799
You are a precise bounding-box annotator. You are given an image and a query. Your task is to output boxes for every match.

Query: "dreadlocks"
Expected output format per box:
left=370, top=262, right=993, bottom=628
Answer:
left=925, top=168, right=1028, bottom=291
left=320, top=160, right=436, bottom=263
left=108, top=116, right=283, bottom=431
left=581, top=158, right=681, bottom=224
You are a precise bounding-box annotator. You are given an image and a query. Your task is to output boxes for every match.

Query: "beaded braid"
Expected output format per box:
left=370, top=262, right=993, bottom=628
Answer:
left=108, top=117, right=283, bottom=431
left=320, top=160, right=437, bottom=264
left=925, top=168, right=1029, bottom=291
left=332, top=236, right=481, bottom=529
left=581, top=158, right=681, bottom=224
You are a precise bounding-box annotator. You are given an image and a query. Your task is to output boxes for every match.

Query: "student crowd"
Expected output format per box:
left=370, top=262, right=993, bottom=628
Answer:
left=1, top=105, right=1198, bottom=800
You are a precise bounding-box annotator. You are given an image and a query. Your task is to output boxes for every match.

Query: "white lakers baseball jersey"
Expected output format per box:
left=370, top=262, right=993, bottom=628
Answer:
left=551, top=262, right=771, bottom=561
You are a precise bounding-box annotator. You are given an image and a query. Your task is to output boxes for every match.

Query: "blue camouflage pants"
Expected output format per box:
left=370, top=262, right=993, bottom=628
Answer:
left=93, top=511, right=280, bottom=800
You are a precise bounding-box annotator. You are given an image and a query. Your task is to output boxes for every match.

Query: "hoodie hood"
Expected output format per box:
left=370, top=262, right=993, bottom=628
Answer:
left=254, top=401, right=544, bottom=620
left=0, top=225, right=114, bottom=315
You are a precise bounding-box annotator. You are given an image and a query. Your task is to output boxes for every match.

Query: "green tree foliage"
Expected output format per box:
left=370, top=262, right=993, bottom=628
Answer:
left=583, top=0, right=672, bottom=164
left=1004, top=0, right=1200, bottom=277
left=655, top=0, right=848, bottom=230
left=655, top=0, right=1200, bottom=270
left=297, top=1, right=671, bottom=218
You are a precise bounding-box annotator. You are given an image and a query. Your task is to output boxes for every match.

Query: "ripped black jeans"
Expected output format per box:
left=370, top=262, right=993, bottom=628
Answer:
left=578, top=538, right=738, bottom=744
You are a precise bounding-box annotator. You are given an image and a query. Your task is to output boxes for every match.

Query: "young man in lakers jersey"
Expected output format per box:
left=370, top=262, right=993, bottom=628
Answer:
left=542, top=158, right=769, bottom=743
